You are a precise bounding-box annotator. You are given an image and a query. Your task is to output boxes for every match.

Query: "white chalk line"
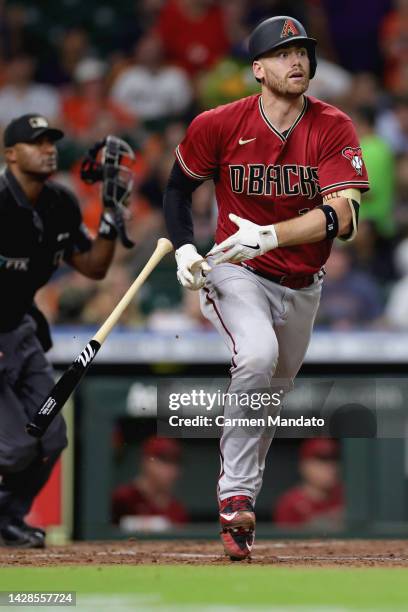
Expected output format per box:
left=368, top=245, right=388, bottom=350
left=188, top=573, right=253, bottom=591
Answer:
left=73, top=597, right=361, bottom=612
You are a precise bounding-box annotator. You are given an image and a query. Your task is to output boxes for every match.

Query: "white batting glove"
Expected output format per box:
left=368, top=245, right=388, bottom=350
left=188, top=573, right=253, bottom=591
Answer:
left=175, top=244, right=211, bottom=290
left=207, top=214, right=279, bottom=265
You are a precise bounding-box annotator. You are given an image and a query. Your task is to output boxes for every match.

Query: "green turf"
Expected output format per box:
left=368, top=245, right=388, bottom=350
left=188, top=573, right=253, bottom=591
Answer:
left=1, top=566, right=408, bottom=610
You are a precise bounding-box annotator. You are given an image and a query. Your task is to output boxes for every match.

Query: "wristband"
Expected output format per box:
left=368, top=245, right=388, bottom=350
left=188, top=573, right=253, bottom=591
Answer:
left=98, top=211, right=117, bottom=241
left=317, top=204, right=338, bottom=239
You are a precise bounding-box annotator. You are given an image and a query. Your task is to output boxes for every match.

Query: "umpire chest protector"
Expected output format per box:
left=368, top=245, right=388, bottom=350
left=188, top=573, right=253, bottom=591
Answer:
left=0, top=169, right=91, bottom=332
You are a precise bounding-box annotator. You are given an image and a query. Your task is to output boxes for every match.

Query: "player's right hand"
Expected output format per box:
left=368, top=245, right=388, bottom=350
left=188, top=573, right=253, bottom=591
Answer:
left=175, top=244, right=211, bottom=290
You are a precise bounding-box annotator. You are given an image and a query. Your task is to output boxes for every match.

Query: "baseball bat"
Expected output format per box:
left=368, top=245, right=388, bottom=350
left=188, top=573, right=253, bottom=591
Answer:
left=26, top=237, right=174, bottom=438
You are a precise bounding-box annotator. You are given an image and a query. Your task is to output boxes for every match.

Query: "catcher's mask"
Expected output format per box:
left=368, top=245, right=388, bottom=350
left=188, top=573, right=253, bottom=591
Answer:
left=80, top=135, right=135, bottom=248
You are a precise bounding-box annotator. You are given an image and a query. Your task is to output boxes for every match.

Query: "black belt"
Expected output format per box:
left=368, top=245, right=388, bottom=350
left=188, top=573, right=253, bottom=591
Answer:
left=241, top=263, right=325, bottom=289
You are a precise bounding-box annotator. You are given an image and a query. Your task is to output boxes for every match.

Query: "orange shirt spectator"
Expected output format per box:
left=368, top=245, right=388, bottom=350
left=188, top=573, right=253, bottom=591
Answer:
left=62, top=96, right=133, bottom=140
left=155, top=0, right=230, bottom=76
left=62, top=58, right=135, bottom=143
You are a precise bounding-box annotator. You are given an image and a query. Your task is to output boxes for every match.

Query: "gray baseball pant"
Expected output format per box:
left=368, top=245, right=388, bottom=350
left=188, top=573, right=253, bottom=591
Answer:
left=0, top=316, right=67, bottom=527
left=200, top=261, right=322, bottom=504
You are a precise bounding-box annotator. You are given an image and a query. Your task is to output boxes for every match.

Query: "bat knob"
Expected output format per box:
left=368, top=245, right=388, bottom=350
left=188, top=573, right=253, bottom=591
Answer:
left=26, top=422, right=44, bottom=438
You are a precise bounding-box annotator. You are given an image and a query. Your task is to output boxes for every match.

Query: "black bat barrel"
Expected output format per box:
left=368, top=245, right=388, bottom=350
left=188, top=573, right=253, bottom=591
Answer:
left=26, top=340, right=101, bottom=438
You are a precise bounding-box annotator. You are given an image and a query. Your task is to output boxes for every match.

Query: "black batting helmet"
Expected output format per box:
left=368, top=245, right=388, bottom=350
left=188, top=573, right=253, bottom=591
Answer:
left=248, top=16, right=317, bottom=79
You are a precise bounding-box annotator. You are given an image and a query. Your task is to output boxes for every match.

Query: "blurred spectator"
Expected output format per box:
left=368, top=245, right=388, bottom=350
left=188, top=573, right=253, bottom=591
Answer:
left=380, top=0, right=408, bottom=93
left=0, top=2, right=37, bottom=61
left=317, top=0, right=391, bottom=74
left=385, top=238, right=408, bottom=328
left=55, top=285, right=96, bottom=325
left=316, top=246, right=383, bottom=329
left=198, top=57, right=259, bottom=108
left=140, top=149, right=181, bottom=209
left=112, top=436, right=188, bottom=530
left=222, top=0, right=251, bottom=59
left=352, top=220, right=397, bottom=286
left=377, top=96, right=408, bottom=154
left=115, top=0, right=166, bottom=55
left=147, top=287, right=212, bottom=331
left=342, top=73, right=386, bottom=114
left=353, top=106, right=395, bottom=237
left=307, top=57, right=351, bottom=102
left=0, top=55, right=60, bottom=129
left=247, top=0, right=308, bottom=27
left=273, top=438, right=344, bottom=529
left=303, top=0, right=337, bottom=62
left=111, top=33, right=192, bottom=125
left=155, top=0, right=230, bottom=76
left=81, top=263, right=142, bottom=327
left=62, top=57, right=135, bottom=145
left=395, top=153, right=408, bottom=230
left=36, top=29, right=90, bottom=88
left=35, top=269, right=95, bottom=325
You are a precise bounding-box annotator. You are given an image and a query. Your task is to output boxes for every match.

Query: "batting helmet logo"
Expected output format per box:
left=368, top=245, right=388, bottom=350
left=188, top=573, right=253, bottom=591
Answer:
left=342, top=147, right=363, bottom=176
left=280, top=19, right=300, bottom=38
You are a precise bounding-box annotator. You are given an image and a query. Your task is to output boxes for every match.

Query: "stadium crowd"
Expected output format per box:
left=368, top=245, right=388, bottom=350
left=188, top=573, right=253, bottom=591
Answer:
left=1, top=0, right=407, bottom=331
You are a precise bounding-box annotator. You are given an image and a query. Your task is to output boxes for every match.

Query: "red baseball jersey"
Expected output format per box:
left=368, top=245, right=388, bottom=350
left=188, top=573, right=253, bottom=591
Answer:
left=112, top=483, right=189, bottom=526
left=273, top=483, right=344, bottom=527
left=176, top=94, right=370, bottom=277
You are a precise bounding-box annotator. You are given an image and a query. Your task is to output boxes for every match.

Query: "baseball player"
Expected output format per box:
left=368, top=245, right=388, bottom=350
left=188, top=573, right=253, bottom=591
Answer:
left=164, top=16, right=369, bottom=560
left=0, top=114, right=128, bottom=548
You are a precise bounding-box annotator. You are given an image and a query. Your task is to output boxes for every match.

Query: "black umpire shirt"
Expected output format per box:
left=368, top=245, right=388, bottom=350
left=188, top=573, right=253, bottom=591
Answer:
left=0, top=168, right=92, bottom=332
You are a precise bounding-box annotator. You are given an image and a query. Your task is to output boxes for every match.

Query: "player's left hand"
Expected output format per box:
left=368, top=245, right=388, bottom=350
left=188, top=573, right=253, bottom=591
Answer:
left=207, top=214, right=278, bottom=264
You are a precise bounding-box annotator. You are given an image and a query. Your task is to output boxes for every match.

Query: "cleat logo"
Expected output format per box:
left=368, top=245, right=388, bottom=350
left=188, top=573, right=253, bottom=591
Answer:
left=220, top=512, right=238, bottom=521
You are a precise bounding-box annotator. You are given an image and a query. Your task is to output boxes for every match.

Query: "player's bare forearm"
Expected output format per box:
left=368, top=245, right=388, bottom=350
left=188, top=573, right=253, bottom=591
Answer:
left=69, top=237, right=116, bottom=279
left=275, top=197, right=352, bottom=247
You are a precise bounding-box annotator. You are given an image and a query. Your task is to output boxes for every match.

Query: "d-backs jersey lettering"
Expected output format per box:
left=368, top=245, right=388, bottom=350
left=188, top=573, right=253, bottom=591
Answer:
left=176, top=94, right=370, bottom=277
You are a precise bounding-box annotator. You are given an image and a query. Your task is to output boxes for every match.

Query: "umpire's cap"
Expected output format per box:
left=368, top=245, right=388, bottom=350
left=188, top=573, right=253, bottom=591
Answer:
left=248, top=16, right=317, bottom=78
left=3, top=114, right=64, bottom=147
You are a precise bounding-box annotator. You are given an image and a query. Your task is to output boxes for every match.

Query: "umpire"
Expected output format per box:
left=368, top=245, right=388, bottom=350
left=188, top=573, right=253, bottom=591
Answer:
left=0, top=114, right=121, bottom=547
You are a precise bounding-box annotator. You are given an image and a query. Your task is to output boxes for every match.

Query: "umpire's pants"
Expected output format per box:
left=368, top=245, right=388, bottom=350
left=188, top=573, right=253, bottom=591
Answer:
left=0, top=316, right=67, bottom=526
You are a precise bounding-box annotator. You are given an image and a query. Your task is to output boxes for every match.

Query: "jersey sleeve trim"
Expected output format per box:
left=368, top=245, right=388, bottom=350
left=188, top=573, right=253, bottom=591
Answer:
left=175, top=145, right=214, bottom=181
left=320, top=180, right=370, bottom=195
